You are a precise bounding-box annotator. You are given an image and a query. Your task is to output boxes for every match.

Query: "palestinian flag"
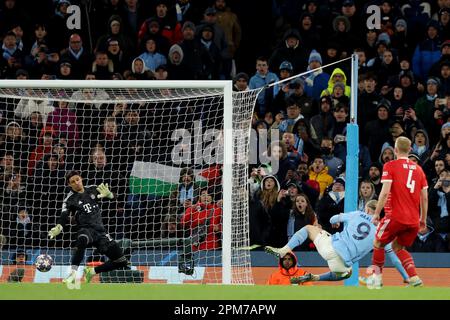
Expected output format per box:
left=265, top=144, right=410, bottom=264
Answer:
left=129, top=161, right=209, bottom=197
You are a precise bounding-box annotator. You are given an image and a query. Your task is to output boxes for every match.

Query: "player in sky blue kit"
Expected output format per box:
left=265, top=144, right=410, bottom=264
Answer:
left=265, top=200, right=409, bottom=284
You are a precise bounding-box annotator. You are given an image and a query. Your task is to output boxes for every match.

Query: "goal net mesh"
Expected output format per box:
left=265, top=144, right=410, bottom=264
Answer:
left=0, top=84, right=258, bottom=284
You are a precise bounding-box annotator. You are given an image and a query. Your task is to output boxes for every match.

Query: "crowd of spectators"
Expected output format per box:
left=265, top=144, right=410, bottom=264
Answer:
left=0, top=0, right=449, bottom=255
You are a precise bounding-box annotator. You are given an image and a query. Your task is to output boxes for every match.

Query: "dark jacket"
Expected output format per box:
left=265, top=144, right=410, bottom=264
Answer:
left=269, top=29, right=310, bottom=75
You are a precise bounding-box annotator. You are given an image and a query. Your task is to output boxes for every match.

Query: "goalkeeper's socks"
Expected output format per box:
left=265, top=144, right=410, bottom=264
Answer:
left=287, top=227, right=308, bottom=249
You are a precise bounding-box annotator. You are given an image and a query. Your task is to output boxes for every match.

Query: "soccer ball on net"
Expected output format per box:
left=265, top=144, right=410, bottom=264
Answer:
left=35, top=254, right=53, bottom=272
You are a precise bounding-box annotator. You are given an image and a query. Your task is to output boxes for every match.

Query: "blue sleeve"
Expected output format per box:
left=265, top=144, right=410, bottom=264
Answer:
left=330, top=211, right=360, bottom=225
left=412, top=45, right=421, bottom=80
left=272, top=74, right=280, bottom=96
left=385, top=243, right=409, bottom=281
left=249, top=76, right=257, bottom=89
left=330, top=213, right=347, bottom=224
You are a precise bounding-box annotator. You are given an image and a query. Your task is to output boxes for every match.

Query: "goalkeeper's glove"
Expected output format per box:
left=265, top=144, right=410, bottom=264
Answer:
left=97, top=183, right=114, bottom=199
left=48, top=224, right=63, bottom=239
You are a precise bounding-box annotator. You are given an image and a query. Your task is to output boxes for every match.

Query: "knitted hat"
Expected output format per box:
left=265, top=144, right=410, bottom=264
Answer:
left=334, top=176, right=345, bottom=187
left=369, top=162, right=382, bottom=172
left=234, top=72, right=249, bottom=82
left=110, top=18, right=121, bottom=27
left=427, top=20, right=440, bottom=30
left=279, top=60, right=294, bottom=72
left=201, top=24, right=214, bottom=33
left=15, top=69, right=29, bottom=78
left=377, top=32, right=391, bottom=46
left=204, top=7, right=217, bottom=15
left=333, top=82, right=345, bottom=91
left=182, top=21, right=196, bottom=33
left=427, top=77, right=441, bottom=87
left=308, top=49, right=322, bottom=65
left=399, top=70, right=414, bottom=82
left=320, top=95, right=332, bottom=106
left=395, top=19, right=407, bottom=29
left=408, top=152, right=420, bottom=162
left=442, top=122, right=450, bottom=130
left=377, top=99, right=391, bottom=111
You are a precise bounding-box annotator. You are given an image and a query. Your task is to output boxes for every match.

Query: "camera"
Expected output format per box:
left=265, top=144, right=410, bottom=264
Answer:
left=438, top=98, right=448, bottom=106
left=442, top=180, right=450, bottom=187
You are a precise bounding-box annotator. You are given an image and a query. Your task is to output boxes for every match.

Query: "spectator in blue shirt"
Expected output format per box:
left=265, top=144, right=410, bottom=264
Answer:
left=249, top=56, right=279, bottom=117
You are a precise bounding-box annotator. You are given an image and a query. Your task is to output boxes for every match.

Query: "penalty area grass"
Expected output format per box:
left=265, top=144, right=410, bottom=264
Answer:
left=1, top=283, right=450, bottom=300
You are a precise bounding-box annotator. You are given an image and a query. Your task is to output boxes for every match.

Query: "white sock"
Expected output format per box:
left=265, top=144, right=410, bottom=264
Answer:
left=279, top=245, right=291, bottom=257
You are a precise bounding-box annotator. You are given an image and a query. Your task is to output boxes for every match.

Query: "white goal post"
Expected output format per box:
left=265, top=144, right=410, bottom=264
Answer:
left=0, top=80, right=257, bottom=284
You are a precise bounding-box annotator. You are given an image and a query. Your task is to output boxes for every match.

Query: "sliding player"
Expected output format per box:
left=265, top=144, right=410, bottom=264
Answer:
left=265, top=200, right=409, bottom=285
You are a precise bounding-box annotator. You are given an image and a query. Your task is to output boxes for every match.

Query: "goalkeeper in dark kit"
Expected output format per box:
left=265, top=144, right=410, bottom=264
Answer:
left=48, top=170, right=130, bottom=287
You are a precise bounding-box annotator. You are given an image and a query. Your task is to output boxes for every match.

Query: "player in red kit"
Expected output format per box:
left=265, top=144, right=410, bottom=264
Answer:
left=367, top=136, right=428, bottom=289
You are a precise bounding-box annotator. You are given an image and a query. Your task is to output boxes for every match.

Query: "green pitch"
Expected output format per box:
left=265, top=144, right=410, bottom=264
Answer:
left=1, top=284, right=450, bottom=300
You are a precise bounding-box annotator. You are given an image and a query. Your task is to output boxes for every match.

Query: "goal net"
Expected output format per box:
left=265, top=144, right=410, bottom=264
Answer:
left=0, top=80, right=259, bottom=284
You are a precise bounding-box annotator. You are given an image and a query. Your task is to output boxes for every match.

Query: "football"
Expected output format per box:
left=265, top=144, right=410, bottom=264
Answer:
left=35, top=254, right=53, bottom=272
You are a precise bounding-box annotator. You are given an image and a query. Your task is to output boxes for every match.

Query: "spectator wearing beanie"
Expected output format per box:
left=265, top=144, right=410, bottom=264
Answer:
left=304, top=50, right=330, bottom=101
left=179, top=21, right=205, bottom=80
left=366, top=162, right=383, bottom=195
left=233, top=72, right=249, bottom=91
left=391, top=18, right=415, bottom=59
left=198, top=23, right=222, bottom=80
left=330, top=81, right=350, bottom=107
left=195, top=6, right=230, bottom=76
left=316, top=176, right=345, bottom=234
left=415, top=76, right=442, bottom=145
left=278, top=60, right=293, bottom=81
left=310, top=96, right=334, bottom=151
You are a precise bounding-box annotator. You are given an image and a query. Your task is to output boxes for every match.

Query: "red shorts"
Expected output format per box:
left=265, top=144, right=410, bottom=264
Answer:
left=375, top=217, right=419, bottom=247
